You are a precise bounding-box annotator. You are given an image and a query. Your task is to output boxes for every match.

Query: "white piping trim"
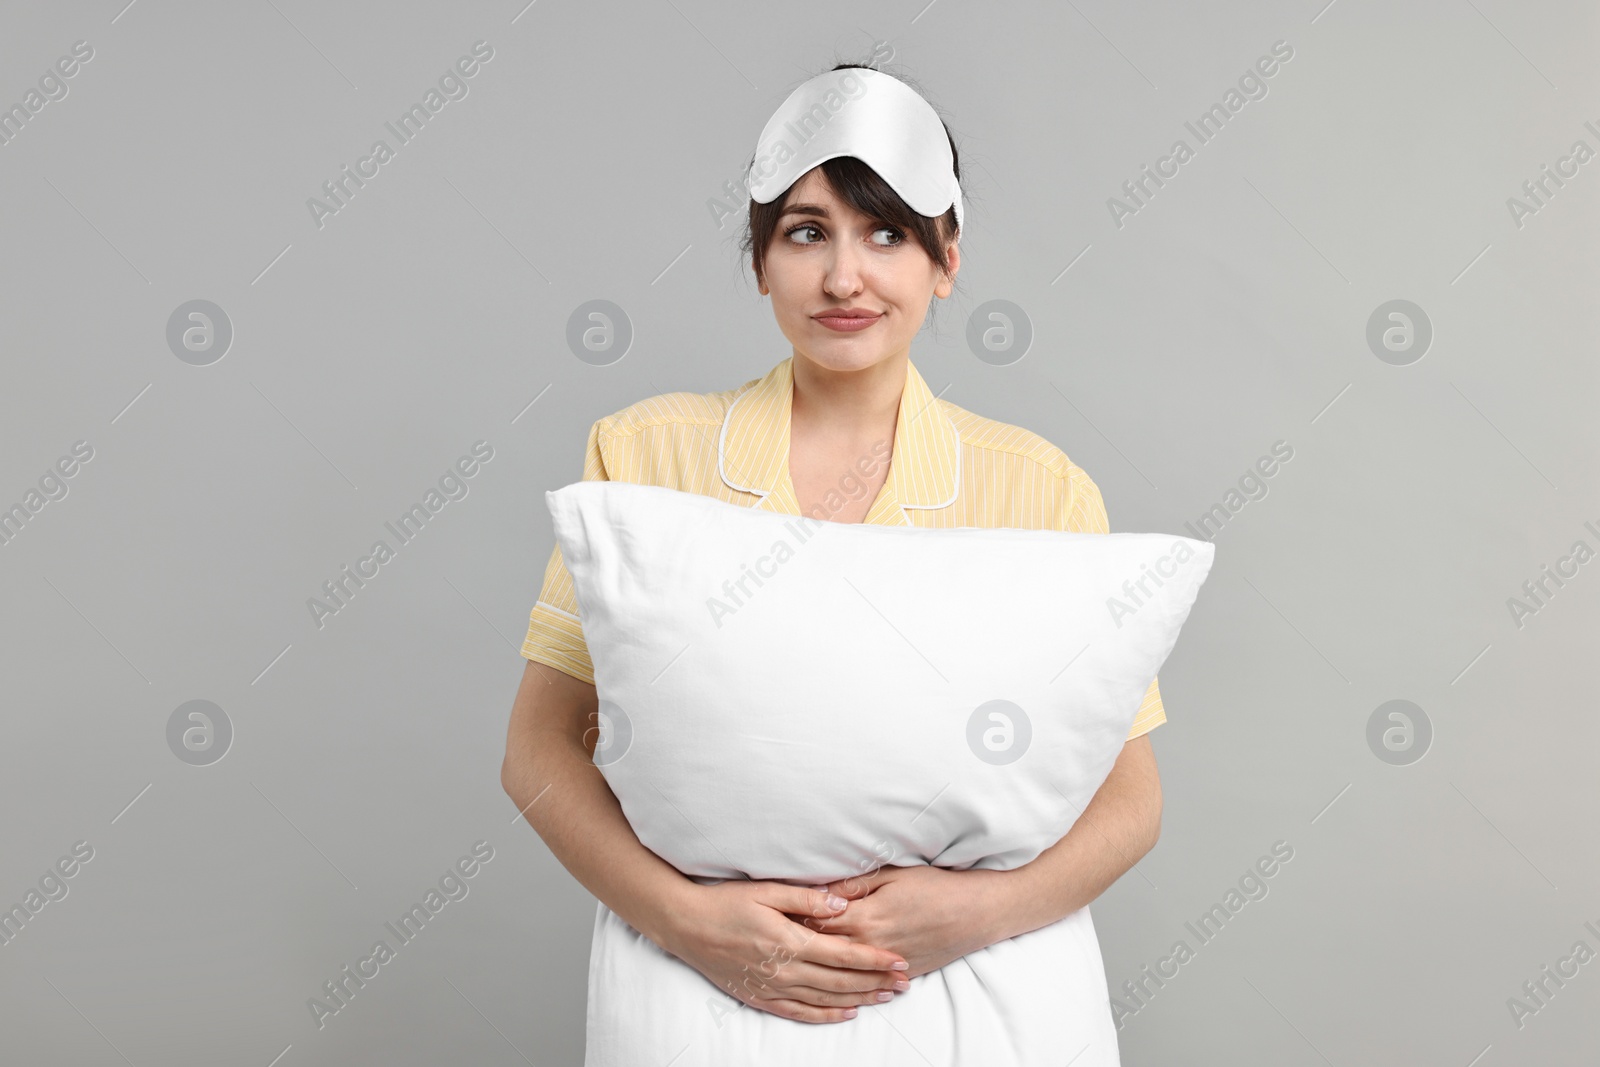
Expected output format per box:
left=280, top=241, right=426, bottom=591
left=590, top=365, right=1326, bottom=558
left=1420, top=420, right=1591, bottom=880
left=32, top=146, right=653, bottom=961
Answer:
left=897, top=407, right=962, bottom=515
left=715, top=385, right=773, bottom=502
left=533, top=600, right=582, bottom=623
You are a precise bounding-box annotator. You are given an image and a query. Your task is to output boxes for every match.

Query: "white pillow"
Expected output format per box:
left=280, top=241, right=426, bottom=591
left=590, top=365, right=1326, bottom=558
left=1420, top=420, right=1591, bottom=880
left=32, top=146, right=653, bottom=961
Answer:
left=545, top=479, right=1215, bottom=1066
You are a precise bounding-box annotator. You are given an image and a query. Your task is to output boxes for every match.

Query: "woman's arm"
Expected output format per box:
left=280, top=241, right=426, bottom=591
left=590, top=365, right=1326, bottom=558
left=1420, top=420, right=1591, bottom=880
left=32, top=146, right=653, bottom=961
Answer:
left=982, top=731, right=1163, bottom=938
left=818, top=733, right=1163, bottom=974
left=500, top=660, right=688, bottom=948
left=500, top=659, right=911, bottom=1022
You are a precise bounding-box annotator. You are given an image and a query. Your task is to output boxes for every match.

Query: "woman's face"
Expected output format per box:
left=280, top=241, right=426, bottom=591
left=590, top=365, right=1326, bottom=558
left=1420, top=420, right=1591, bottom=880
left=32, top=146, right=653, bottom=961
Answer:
left=757, top=168, right=959, bottom=375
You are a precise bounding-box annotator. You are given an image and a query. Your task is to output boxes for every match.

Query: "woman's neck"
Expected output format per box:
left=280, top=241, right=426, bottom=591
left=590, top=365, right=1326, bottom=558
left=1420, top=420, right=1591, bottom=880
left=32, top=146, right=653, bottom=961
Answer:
left=788, top=351, right=907, bottom=445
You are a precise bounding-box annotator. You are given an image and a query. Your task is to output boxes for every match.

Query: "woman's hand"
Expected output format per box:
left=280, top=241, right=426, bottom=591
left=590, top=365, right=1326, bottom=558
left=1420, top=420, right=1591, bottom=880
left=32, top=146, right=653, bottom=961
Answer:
left=809, top=865, right=1007, bottom=979
left=657, top=880, right=912, bottom=1024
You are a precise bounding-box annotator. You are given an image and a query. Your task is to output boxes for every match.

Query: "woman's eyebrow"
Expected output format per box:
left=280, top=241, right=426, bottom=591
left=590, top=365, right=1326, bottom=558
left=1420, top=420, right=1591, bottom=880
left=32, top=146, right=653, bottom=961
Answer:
left=780, top=203, right=830, bottom=219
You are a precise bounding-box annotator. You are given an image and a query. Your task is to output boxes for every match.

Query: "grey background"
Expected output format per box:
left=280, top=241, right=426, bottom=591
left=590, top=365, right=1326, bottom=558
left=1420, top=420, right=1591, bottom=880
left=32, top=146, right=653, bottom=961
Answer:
left=1, top=0, right=1595, bottom=1064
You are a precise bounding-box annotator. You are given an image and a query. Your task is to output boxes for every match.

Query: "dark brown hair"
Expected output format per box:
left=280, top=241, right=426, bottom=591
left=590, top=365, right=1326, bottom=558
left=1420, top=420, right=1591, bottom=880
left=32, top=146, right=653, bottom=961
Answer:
left=740, top=62, right=963, bottom=295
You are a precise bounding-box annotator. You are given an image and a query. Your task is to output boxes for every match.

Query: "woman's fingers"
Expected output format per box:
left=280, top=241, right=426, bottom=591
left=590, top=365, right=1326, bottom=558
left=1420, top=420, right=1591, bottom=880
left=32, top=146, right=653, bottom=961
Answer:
left=754, top=883, right=907, bottom=971
left=659, top=879, right=910, bottom=1026
left=785, top=983, right=898, bottom=1008
left=736, top=971, right=898, bottom=1022
left=759, top=882, right=848, bottom=921
left=745, top=970, right=905, bottom=1020
left=774, top=959, right=905, bottom=996
left=752, top=997, right=861, bottom=1024
left=796, top=927, right=908, bottom=975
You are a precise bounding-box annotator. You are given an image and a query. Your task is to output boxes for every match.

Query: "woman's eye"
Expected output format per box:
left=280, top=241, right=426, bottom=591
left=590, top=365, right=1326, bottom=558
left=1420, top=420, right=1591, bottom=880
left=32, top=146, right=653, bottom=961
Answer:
left=784, top=224, right=903, bottom=247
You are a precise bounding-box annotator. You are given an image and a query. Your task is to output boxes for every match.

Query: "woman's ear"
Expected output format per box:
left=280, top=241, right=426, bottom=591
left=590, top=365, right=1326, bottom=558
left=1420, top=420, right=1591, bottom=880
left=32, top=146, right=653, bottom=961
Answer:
left=934, top=239, right=961, bottom=299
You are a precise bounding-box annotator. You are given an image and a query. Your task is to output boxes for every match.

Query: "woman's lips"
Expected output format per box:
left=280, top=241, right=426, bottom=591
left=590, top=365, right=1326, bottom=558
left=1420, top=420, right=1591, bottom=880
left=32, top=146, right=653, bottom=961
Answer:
left=813, top=313, right=882, bottom=333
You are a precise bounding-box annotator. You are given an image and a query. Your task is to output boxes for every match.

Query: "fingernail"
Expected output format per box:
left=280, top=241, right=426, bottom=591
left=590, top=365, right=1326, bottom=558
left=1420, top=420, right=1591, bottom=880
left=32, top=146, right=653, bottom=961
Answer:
left=875, top=990, right=893, bottom=1002
left=842, top=1008, right=858, bottom=1019
left=890, top=961, right=908, bottom=971
left=892, top=980, right=909, bottom=991
left=826, top=894, right=848, bottom=910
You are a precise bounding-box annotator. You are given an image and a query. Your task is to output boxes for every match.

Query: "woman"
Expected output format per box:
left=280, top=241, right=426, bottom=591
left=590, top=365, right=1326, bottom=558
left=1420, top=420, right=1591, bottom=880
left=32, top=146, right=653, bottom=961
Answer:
left=502, top=62, right=1164, bottom=1061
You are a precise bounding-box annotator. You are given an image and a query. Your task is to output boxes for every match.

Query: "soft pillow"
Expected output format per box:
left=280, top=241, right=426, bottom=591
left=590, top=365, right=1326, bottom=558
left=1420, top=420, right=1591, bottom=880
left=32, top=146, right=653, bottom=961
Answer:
left=546, top=479, right=1216, bottom=1066
left=546, top=479, right=1215, bottom=885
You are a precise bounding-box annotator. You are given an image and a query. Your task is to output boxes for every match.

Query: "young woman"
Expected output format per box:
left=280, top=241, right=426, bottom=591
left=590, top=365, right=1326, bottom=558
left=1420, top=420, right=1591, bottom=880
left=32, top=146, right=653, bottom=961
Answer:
left=502, top=62, right=1163, bottom=1064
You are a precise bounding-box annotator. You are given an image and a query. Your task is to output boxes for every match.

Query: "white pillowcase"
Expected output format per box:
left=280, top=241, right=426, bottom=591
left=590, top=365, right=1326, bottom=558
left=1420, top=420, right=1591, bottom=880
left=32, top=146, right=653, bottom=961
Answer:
left=549, top=478, right=1214, bottom=883
left=545, top=478, right=1216, bottom=1066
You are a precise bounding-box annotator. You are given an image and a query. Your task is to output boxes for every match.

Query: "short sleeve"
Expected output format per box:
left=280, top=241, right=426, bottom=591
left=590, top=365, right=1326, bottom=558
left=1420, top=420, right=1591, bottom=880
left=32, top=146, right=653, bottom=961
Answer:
left=520, top=417, right=610, bottom=685
left=1061, top=465, right=1167, bottom=741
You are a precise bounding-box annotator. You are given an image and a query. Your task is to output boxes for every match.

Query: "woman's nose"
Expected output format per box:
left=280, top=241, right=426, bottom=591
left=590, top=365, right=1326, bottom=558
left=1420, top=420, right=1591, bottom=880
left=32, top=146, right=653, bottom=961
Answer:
left=823, top=247, right=864, bottom=297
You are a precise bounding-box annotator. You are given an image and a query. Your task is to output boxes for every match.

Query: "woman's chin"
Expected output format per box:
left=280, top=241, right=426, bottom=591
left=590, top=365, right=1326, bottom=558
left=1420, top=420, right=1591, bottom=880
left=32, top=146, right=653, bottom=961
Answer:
left=792, top=336, right=902, bottom=374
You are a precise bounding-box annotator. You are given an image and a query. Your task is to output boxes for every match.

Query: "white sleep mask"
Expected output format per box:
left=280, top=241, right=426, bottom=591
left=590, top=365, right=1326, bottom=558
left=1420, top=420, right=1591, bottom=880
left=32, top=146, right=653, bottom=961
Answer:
left=746, top=67, right=963, bottom=235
